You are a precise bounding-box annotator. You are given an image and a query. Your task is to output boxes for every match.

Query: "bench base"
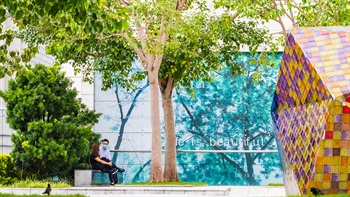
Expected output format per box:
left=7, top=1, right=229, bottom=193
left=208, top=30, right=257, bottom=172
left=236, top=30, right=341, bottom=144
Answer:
left=74, top=170, right=118, bottom=187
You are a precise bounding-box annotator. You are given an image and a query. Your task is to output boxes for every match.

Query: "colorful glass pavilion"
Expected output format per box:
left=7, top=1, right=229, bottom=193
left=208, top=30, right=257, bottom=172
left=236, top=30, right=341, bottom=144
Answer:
left=272, top=26, right=350, bottom=195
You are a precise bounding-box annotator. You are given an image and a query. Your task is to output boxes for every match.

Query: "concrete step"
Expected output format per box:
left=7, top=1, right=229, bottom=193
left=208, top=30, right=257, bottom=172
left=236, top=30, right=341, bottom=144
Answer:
left=0, top=186, right=231, bottom=196
left=0, top=186, right=286, bottom=197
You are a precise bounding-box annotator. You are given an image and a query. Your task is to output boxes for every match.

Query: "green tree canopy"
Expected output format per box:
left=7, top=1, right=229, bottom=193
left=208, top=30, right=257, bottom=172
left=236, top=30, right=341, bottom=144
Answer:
left=0, top=64, right=101, bottom=179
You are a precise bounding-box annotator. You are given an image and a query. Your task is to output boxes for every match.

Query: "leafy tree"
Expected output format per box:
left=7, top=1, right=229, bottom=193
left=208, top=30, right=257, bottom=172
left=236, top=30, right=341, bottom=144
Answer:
left=1, top=0, right=271, bottom=182
left=159, top=12, right=270, bottom=180
left=0, top=64, right=101, bottom=179
left=213, top=0, right=350, bottom=46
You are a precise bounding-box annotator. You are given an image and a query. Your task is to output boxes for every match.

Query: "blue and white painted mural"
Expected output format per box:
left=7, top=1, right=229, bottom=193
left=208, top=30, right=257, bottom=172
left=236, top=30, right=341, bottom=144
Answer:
left=94, top=53, right=283, bottom=185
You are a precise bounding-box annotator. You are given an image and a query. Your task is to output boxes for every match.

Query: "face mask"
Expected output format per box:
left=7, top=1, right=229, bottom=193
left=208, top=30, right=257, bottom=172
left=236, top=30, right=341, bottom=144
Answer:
left=102, top=144, right=109, bottom=149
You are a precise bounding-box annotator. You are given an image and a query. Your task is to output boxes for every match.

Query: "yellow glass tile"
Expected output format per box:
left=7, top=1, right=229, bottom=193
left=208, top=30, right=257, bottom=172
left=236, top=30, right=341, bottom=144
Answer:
left=332, top=98, right=340, bottom=106
left=318, top=148, right=324, bottom=156
left=316, top=165, right=324, bottom=173
left=328, top=115, right=334, bottom=123
left=341, top=149, right=348, bottom=156
left=324, top=157, right=332, bottom=164
left=315, top=173, right=323, bottom=181
left=332, top=165, right=339, bottom=172
left=333, top=157, right=340, bottom=165
left=334, top=131, right=342, bottom=139
left=340, top=165, right=347, bottom=173
left=315, top=181, right=323, bottom=188
left=334, top=106, right=343, bottom=114
left=323, top=181, right=331, bottom=189
left=340, top=173, right=348, bottom=181
left=324, top=140, right=333, bottom=148
left=340, top=182, right=348, bottom=190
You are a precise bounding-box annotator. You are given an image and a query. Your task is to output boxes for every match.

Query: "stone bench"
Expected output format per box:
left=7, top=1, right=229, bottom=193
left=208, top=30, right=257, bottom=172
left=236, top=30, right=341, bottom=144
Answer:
left=74, top=169, right=120, bottom=187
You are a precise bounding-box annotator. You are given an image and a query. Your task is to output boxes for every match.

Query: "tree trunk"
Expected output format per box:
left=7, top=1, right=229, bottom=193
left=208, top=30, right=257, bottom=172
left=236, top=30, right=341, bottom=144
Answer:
left=159, top=77, right=179, bottom=181
left=148, top=62, right=163, bottom=182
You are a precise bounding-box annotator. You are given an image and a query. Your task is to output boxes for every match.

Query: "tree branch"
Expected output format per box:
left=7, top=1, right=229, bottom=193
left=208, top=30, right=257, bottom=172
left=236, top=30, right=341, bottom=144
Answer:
left=123, top=33, right=147, bottom=68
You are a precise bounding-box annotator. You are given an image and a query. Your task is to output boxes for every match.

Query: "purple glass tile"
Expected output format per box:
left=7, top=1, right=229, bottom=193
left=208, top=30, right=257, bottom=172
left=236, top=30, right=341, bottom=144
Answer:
left=324, top=148, right=333, bottom=156
left=313, top=31, right=321, bottom=36
left=341, top=86, right=348, bottom=91
left=331, top=173, right=340, bottom=181
left=307, top=36, right=316, bottom=42
left=334, top=64, right=342, bottom=70
left=337, top=75, right=346, bottom=81
left=317, top=67, right=326, bottom=73
left=329, top=76, right=337, bottom=82
left=334, top=114, right=342, bottom=122
left=323, top=34, right=331, bottom=40
left=296, top=28, right=305, bottom=34
left=342, top=131, right=348, bottom=139
left=337, top=50, right=345, bottom=57
left=318, top=46, right=327, bottom=51
left=344, top=46, right=350, bottom=52
left=340, top=58, right=348, bottom=64
left=324, top=164, right=331, bottom=173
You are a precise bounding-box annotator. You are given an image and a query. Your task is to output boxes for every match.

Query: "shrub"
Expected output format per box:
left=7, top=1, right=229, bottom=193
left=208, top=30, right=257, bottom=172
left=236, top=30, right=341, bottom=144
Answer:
left=0, top=154, right=18, bottom=185
left=0, top=64, right=101, bottom=179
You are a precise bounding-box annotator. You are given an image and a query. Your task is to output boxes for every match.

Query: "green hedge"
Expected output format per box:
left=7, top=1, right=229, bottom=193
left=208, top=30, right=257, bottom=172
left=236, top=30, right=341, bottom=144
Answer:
left=0, top=154, right=18, bottom=185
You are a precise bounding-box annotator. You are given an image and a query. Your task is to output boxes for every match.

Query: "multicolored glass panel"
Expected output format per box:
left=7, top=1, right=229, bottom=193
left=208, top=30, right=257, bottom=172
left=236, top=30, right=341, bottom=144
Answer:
left=272, top=27, right=350, bottom=195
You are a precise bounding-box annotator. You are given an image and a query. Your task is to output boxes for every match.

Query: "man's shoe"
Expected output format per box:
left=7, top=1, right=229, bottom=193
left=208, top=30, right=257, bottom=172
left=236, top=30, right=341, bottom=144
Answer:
left=110, top=182, right=115, bottom=187
left=117, top=168, right=125, bottom=172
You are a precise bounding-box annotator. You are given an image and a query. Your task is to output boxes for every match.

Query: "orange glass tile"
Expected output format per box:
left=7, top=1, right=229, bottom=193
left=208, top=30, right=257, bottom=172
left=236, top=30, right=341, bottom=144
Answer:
left=334, top=140, right=341, bottom=148
left=341, top=141, right=348, bottom=148
left=342, top=123, right=350, bottom=131
left=324, top=173, right=331, bottom=181
left=341, top=157, right=348, bottom=164
left=315, top=181, right=323, bottom=188
left=343, top=114, right=350, bottom=122
left=316, top=157, right=323, bottom=164
left=326, top=123, right=334, bottom=131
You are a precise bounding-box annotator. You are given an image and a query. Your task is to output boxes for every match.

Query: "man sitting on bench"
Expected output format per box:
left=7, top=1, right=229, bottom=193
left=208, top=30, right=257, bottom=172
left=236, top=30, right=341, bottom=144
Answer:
left=99, top=139, right=125, bottom=173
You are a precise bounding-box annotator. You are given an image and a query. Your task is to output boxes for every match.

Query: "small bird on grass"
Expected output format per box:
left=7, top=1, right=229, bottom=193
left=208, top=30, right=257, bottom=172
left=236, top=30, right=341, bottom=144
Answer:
left=43, top=183, right=51, bottom=196
left=310, top=187, right=324, bottom=195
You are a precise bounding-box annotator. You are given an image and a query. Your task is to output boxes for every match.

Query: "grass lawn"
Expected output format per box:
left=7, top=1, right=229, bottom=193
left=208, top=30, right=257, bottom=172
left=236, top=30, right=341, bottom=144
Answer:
left=0, top=179, right=70, bottom=188
left=0, top=195, right=85, bottom=197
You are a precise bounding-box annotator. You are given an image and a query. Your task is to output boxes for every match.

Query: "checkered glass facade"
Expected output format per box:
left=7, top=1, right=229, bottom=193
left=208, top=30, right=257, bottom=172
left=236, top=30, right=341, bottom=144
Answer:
left=272, top=27, right=350, bottom=195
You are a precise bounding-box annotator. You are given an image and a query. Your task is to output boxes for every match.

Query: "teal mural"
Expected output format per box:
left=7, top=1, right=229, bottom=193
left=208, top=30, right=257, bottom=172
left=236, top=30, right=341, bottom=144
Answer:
left=94, top=53, right=283, bottom=185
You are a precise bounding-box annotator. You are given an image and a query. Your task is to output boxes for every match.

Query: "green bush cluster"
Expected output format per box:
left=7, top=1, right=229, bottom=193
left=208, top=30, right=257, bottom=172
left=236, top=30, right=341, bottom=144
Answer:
left=0, top=64, right=101, bottom=180
left=0, top=154, right=18, bottom=185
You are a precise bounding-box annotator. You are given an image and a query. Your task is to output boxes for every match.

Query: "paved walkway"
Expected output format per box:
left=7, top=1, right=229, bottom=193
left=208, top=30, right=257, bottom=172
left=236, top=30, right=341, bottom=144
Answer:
left=0, top=186, right=286, bottom=197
